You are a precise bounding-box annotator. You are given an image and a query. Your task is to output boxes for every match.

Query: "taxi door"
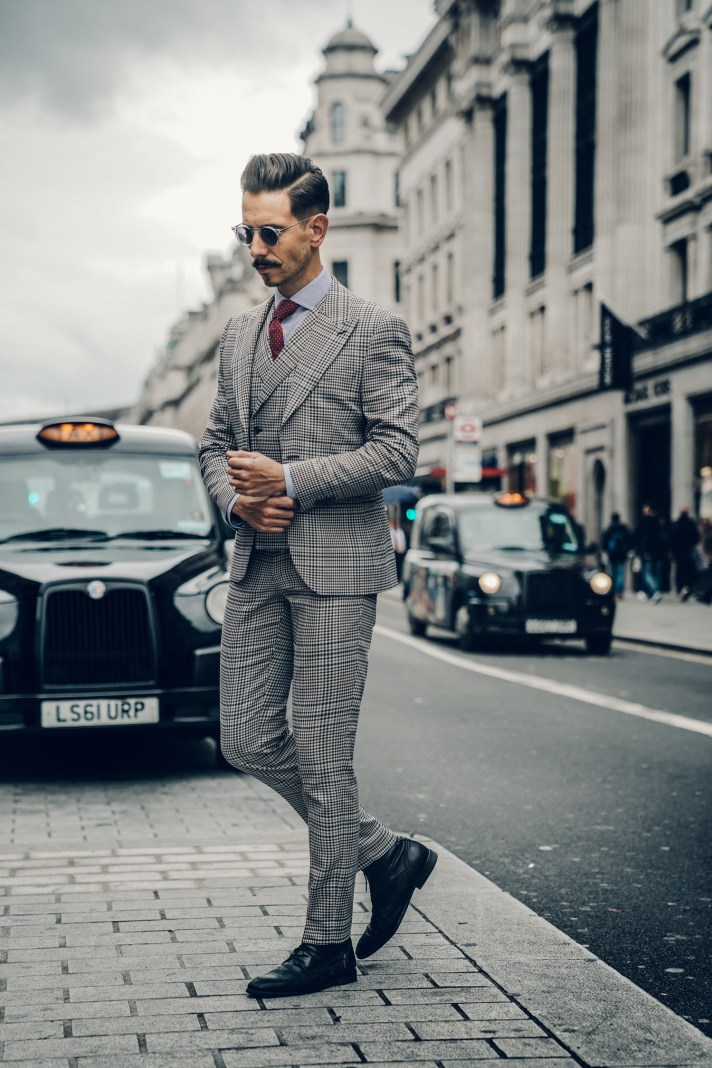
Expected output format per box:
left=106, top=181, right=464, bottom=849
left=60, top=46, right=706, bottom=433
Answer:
left=419, top=507, right=460, bottom=627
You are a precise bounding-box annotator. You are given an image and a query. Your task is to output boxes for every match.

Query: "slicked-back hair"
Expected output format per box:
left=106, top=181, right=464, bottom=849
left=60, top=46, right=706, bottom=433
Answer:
left=241, top=153, right=330, bottom=218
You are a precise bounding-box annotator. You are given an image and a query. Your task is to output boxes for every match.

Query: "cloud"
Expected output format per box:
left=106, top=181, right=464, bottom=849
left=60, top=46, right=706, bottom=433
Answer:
left=0, top=0, right=326, bottom=119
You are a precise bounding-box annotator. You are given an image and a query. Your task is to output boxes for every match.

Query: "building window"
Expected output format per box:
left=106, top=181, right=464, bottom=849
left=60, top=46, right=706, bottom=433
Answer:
left=430, top=173, right=438, bottom=224
left=417, top=273, right=425, bottom=320
left=446, top=250, right=454, bottom=307
left=530, top=306, right=546, bottom=381
left=330, top=101, right=345, bottom=144
left=416, top=186, right=424, bottom=229
left=332, top=260, right=349, bottom=288
left=548, top=432, right=577, bottom=513
left=394, top=171, right=400, bottom=208
left=575, top=282, right=594, bottom=366
left=430, top=86, right=438, bottom=117
left=431, top=262, right=439, bottom=313
left=333, top=170, right=347, bottom=208
left=530, top=53, right=549, bottom=278
left=670, top=239, right=689, bottom=304
left=492, top=325, right=506, bottom=396
left=445, top=356, right=454, bottom=394
left=444, top=158, right=453, bottom=213
left=676, top=0, right=693, bottom=15
left=493, top=94, right=507, bottom=299
left=394, top=261, right=401, bottom=304
left=574, top=2, right=598, bottom=254
left=675, top=73, right=692, bottom=162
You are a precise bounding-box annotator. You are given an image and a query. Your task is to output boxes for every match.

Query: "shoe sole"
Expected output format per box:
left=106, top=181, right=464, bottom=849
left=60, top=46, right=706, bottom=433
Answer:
left=246, top=972, right=357, bottom=999
left=356, top=847, right=439, bottom=960
left=416, top=847, right=438, bottom=889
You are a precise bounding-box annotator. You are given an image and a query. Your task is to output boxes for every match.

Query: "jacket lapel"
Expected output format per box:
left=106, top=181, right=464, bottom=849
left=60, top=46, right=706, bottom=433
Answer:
left=233, top=298, right=272, bottom=432
left=281, top=279, right=358, bottom=427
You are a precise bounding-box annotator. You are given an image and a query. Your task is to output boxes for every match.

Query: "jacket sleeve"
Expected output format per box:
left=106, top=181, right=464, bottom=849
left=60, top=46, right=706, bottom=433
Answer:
left=287, top=313, right=419, bottom=511
left=198, top=320, right=241, bottom=521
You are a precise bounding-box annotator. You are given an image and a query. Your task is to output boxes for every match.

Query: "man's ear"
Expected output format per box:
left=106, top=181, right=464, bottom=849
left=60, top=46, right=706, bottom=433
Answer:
left=309, top=213, right=329, bottom=247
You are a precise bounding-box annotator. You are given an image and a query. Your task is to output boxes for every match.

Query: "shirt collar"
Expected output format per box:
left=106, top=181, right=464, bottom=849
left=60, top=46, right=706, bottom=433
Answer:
left=275, top=268, right=332, bottom=312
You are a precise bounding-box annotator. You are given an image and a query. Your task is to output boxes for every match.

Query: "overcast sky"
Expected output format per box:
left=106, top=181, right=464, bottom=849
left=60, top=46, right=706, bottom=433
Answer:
left=0, top=0, right=435, bottom=422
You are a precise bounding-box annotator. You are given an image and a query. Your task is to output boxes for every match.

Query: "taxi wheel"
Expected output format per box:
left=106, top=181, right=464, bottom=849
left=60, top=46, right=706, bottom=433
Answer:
left=407, top=610, right=427, bottom=637
left=586, top=633, right=612, bottom=656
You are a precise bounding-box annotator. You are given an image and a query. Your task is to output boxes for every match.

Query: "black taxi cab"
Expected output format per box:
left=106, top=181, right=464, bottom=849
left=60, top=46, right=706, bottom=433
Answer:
left=0, top=418, right=230, bottom=749
left=403, top=492, right=615, bottom=655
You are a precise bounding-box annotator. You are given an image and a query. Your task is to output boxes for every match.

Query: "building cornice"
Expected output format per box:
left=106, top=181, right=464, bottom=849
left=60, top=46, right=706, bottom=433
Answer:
left=381, top=17, right=452, bottom=122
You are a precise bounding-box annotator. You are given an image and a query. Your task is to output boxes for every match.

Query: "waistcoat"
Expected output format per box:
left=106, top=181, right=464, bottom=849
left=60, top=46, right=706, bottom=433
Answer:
left=249, top=318, right=296, bottom=551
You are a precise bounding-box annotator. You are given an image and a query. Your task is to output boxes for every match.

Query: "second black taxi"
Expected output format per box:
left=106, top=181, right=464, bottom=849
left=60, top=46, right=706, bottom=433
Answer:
left=402, top=491, right=615, bottom=655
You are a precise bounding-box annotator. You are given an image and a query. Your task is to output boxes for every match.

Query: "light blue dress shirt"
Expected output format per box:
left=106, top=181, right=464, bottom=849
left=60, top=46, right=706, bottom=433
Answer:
left=226, top=268, right=333, bottom=528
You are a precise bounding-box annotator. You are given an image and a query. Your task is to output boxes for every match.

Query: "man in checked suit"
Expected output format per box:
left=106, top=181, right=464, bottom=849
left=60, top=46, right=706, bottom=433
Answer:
left=199, top=153, right=437, bottom=998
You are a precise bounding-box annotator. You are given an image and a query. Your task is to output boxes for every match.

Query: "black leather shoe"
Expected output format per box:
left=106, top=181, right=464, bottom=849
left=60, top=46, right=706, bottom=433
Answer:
left=356, top=838, right=438, bottom=960
left=246, top=941, right=357, bottom=998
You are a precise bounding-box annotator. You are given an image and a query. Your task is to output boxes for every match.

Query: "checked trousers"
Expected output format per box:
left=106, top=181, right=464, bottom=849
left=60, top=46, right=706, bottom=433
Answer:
left=219, top=548, right=398, bottom=943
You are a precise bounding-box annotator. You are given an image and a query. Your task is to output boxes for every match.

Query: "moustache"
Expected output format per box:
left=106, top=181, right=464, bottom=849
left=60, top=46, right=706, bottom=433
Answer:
left=252, top=258, right=280, bottom=269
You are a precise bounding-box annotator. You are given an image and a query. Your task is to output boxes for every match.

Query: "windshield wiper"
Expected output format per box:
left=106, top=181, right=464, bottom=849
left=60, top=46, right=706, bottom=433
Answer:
left=106, top=529, right=210, bottom=541
left=0, top=527, right=109, bottom=544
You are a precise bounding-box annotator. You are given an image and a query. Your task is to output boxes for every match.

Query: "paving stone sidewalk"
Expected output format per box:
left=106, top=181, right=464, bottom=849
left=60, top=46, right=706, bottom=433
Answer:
left=1, top=773, right=711, bottom=1067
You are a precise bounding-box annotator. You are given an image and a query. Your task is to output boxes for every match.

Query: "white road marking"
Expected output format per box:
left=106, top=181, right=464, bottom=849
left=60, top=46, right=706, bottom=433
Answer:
left=374, top=624, right=712, bottom=739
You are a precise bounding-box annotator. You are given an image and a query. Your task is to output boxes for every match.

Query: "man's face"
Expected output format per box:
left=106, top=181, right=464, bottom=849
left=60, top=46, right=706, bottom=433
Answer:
left=241, top=189, right=318, bottom=295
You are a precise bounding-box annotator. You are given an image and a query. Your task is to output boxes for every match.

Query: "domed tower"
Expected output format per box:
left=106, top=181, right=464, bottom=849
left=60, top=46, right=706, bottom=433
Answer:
left=301, top=21, right=401, bottom=310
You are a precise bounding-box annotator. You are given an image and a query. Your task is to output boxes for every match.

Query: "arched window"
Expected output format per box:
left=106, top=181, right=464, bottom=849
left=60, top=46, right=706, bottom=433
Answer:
left=330, top=101, right=345, bottom=143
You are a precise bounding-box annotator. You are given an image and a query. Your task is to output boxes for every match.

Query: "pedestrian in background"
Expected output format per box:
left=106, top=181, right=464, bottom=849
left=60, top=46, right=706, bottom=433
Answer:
left=602, top=511, right=631, bottom=600
left=671, top=505, right=701, bottom=601
left=200, top=153, right=436, bottom=1000
left=633, top=503, right=664, bottom=604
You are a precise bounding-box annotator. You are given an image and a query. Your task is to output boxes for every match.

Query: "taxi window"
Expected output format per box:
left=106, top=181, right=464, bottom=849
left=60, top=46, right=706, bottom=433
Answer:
left=457, top=504, right=581, bottom=555
left=0, top=453, right=214, bottom=540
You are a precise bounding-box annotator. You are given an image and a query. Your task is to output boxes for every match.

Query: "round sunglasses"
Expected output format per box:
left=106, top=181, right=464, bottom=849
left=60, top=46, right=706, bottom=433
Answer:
left=231, top=217, right=313, bottom=248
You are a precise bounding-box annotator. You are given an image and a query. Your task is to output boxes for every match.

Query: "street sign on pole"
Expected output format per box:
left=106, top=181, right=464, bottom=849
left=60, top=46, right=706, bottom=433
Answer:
left=453, top=416, right=482, bottom=444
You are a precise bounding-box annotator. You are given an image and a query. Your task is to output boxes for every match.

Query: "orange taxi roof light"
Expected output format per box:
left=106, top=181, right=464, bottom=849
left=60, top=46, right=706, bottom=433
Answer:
left=494, top=491, right=529, bottom=507
left=37, top=420, right=120, bottom=447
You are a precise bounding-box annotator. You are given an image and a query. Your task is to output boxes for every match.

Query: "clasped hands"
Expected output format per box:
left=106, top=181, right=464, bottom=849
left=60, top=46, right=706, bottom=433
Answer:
left=226, top=450, right=296, bottom=533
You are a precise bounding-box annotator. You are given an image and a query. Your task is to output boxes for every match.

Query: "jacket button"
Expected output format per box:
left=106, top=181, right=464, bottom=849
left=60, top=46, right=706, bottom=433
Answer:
left=254, top=427, right=262, bottom=435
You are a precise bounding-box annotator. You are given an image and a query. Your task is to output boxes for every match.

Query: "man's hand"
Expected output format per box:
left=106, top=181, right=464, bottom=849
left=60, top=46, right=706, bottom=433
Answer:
left=232, top=494, right=296, bottom=533
left=227, top=450, right=287, bottom=498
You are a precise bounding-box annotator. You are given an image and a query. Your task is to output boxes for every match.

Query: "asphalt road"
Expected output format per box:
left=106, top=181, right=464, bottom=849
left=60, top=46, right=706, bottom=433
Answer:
left=354, top=590, right=712, bottom=1038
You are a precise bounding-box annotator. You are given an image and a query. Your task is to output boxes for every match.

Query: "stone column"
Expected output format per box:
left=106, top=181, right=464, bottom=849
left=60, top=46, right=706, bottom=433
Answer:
left=460, top=94, right=495, bottom=406
left=671, top=391, right=695, bottom=517
left=594, top=0, right=620, bottom=314
left=503, top=62, right=532, bottom=395
left=544, top=18, right=576, bottom=378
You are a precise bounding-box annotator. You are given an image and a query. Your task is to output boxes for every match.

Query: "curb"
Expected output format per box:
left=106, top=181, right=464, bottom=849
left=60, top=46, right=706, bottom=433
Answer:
left=613, top=632, right=712, bottom=658
left=415, top=835, right=712, bottom=1066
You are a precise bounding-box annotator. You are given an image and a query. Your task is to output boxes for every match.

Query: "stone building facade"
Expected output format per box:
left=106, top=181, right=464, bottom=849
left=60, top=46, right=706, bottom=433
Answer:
left=129, top=246, right=263, bottom=439
left=384, top=0, right=712, bottom=536
left=131, top=21, right=402, bottom=434
left=301, top=22, right=402, bottom=309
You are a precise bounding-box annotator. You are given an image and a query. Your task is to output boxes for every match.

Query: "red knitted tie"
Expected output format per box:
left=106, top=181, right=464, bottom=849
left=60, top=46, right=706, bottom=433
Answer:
left=268, top=299, right=300, bottom=359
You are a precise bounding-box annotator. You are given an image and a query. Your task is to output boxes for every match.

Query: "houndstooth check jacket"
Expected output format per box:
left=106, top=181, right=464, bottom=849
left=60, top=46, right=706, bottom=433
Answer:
left=199, top=278, right=419, bottom=595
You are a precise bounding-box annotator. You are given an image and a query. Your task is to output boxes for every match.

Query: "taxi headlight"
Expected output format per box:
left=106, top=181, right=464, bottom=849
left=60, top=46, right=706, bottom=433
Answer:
left=589, top=571, right=613, bottom=596
left=478, top=571, right=502, bottom=595
left=205, top=581, right=230, bottom=624
left=0, top=590, right=19, bottom=641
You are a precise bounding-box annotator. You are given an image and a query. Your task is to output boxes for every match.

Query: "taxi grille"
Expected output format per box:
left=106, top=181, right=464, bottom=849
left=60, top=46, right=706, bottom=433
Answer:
left=41, top=586, right=155, bottom=687
left=525, top=571, right=578, bottom=615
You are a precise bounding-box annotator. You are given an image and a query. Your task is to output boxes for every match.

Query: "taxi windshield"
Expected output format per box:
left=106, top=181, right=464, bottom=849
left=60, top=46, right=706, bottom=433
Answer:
left=0, top=453, right=214, bottom=542
left=458, top=503, right=582, bottom=555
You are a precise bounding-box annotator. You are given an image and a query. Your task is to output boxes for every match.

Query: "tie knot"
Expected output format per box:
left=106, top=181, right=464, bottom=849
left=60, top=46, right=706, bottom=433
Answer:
left=273, top=299, right=300, bottom=323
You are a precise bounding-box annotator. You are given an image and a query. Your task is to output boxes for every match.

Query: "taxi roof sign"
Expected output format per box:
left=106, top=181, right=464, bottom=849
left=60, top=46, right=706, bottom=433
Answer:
left=37, top=419, right=120, bottom=447
left=494, top=491, right=529, bottom=507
